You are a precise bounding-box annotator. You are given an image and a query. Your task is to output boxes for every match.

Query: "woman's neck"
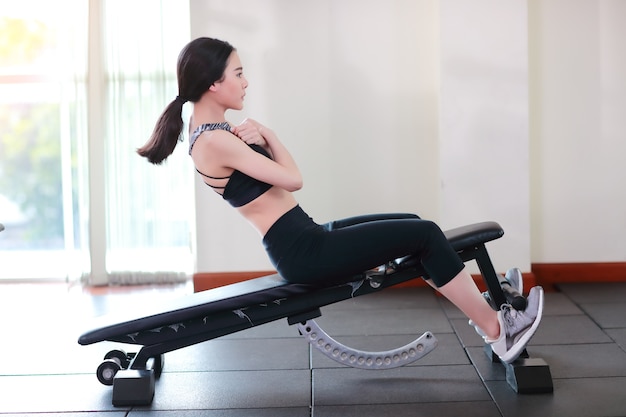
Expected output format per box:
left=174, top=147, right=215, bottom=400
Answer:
left=192, top=109, right=226, bottom=127
left=190, top=98, right=228, bottom=130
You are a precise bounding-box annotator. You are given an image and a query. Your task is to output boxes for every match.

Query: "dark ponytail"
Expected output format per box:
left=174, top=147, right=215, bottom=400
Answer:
left=137, top=38, right=235, bottom=164
left=137, top=98, right=185, bottom=164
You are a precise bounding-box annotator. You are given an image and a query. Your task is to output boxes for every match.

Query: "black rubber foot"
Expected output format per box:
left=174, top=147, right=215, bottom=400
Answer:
left=504, top=357, right=554, bottom=394
left=111, top=369, right=155, bottom=406
left=484, top=344, right=553, bottom=394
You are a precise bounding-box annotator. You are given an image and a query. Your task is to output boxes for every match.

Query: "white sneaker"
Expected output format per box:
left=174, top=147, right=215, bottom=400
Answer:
left=469, top=268, right=525, bottom=337
left=487, top=286, right=544, bottom=364
left=506, top=268, right=523, bottom=295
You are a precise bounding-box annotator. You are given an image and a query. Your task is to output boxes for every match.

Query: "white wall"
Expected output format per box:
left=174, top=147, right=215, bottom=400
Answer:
left=529, top=0, right=626, bottom=263
left=189, top=0, right=626, bottom=274
left=439, top=0, right=531, bottom=271
left=190, top=0, right=441, bottom=272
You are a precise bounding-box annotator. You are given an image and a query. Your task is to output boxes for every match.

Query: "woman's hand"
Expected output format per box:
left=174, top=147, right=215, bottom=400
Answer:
left=232, top=118, right=267, bottom=147
left=224, top=118, right=302, bottom=192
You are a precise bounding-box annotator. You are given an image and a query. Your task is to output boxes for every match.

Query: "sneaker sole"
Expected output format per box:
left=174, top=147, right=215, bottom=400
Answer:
left=498, top=287, right=544, bottom=364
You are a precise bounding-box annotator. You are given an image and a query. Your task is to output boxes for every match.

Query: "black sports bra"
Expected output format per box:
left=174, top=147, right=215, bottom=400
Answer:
left=189, top=122, right=273, bottom=207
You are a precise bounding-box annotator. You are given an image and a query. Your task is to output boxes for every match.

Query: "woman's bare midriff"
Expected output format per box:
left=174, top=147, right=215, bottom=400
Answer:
left=236, top=187, right=299, bottom=236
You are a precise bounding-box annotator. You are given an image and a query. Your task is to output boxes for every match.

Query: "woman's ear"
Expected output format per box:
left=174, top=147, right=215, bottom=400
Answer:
left=208, top=83, right=219, bottom=92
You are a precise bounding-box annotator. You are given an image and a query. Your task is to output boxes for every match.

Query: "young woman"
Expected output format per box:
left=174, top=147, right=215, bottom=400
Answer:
left=138, top=37, right=544, bottom=364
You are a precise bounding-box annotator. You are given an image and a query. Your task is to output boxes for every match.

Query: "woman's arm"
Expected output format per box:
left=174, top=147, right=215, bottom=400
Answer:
left=231, top=119, right=302, bottom=191
left=193, top=120, right=303, bottom=192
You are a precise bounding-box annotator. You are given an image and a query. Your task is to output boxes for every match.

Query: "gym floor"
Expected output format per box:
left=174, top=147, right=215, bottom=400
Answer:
left=1, top=280, right=626, bottom=416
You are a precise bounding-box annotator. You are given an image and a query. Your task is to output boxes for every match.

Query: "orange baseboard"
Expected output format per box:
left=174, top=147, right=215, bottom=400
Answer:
left=193, top=263, right=626, bottom=295
left=532, top=262, right=626, bottom=290
left=193, top=270, right=538, bottom=293
left=193, top=270, right=438, bottom=292
left=193, top=271, right=276, bottom=292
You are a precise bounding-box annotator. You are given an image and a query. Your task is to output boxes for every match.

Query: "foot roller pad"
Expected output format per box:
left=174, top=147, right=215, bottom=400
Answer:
left=111, top=369, right=155, bottom=406
left=504, top=358, right=554, bottom=394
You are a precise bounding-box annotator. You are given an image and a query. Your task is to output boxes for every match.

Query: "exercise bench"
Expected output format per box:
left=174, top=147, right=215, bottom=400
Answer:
left=78, top=221, right=553, bottom=406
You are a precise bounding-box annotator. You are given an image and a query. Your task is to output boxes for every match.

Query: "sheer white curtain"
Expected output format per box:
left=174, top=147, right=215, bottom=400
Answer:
left=0, top=1, right=192, bottom=283
left=98, top=0, right=193, bottom=285
left=61, top=4, right=90, bottom=283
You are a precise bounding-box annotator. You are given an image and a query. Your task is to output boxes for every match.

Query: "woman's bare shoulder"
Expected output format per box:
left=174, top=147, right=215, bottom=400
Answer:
left=193, top=128, right=240, bottom=154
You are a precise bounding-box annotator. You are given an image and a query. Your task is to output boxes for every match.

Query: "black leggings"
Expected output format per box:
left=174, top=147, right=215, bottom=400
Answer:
left=262, top=205, right=464, bottom=287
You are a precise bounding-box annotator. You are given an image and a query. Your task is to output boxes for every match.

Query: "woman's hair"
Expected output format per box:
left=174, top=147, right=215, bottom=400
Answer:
left=137, top=37, right=235, bottom=164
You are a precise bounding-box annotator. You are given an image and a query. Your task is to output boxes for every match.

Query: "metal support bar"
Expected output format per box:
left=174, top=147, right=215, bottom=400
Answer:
left=298, top=319, right=437, bottom=369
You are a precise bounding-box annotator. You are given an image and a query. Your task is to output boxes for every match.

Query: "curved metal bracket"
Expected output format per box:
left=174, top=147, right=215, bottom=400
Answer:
left=297, top=319, right=437, bottom=370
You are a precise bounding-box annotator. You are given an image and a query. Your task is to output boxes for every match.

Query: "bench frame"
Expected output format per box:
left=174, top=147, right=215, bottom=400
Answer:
left=79, top=222, right=553, bottom=406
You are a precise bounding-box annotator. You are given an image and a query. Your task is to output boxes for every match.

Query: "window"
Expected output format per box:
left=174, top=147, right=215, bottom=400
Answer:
left=0, top=2, right=88, bottom=279
left=0, top=1, right=193, bottom=283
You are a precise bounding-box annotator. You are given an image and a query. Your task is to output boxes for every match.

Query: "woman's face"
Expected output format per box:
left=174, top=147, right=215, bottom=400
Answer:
left=212, top=51, right=248, bottom=110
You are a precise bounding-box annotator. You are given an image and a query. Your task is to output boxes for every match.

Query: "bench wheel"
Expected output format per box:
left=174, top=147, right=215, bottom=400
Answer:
left=97, top=359, right=121, bottom=386
left=104, top=349, right=130, bottom=369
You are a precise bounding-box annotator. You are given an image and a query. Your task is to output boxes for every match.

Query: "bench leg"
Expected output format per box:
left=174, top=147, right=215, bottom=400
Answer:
left=473, top=245, right=507, bottom=309
left=112, top=369, right=155, bottom=406
left=473, top=247, right=554, bottom=394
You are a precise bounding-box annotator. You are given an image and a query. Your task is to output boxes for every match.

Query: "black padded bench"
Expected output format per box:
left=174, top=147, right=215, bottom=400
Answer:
left=78, top=221, right=553, bottom=406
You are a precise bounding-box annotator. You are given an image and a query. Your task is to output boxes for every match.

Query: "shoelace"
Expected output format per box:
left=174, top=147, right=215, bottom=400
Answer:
left=480, top=304, right=515, bottom=343
left=500, top=304, right=518, bottom=330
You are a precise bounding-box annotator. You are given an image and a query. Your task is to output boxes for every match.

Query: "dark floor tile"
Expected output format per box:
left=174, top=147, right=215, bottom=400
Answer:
left=530, top=316, right=611, bottom=345
left=313, top=365, right=491, bottom=406
left=442, top=296, right=602, bottom=365
left=605, top=327, right=626, bottom=351
left=468, top=340, right=626, bottom=387
left=541, top=292, right=587, bottom=315
left=451, top=314, right=588, bottom=350
left=578, top=302, right=626, bottom=329
left=163, top=337, right=310, bottom=371
left=321, top=287, right=441, bottom=311
left=313, top=401, right=501, bottom=417
left=465, top=346, right=507, bottom=382
left=5, top=281, right=626, bottom=415
left=557, top=283, right=626, bottom=304
left=487, top=376, right=626, bottom=417
left=220, top=318, right=302, bottom=339
left=528, top=343, right=626, bottom=378
left=450, top=317, right=491, bottom=348
left=440, top=290, right=584, bottom=318
left=312, top=307, right=453, bottom=337
left=137, top=370, right=311, bottom=410
left=516, top=314, right=611, bottom=346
